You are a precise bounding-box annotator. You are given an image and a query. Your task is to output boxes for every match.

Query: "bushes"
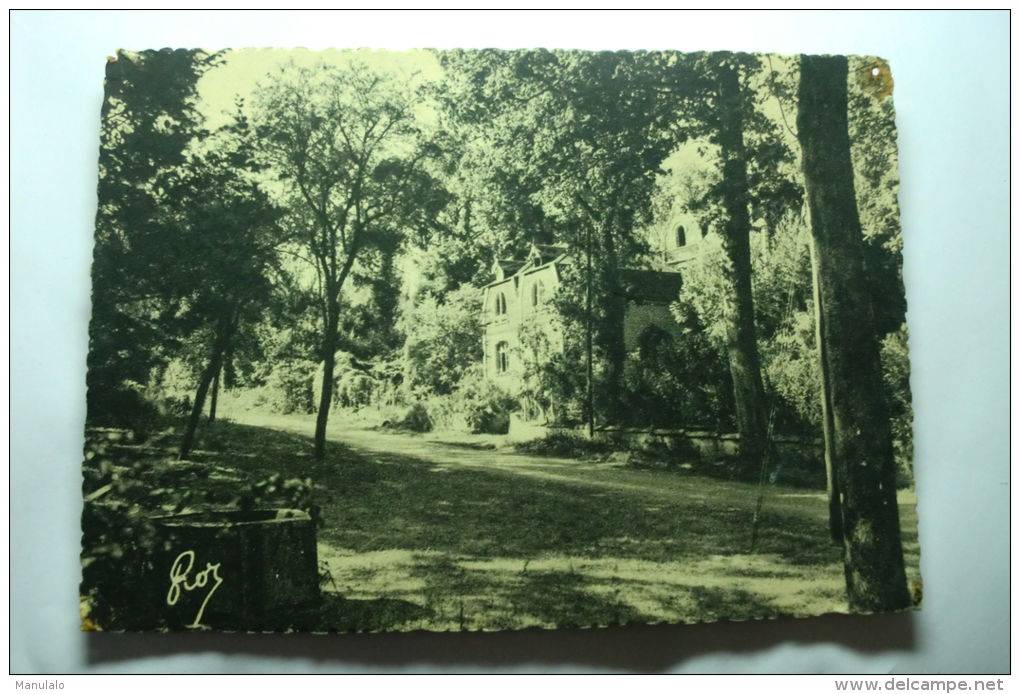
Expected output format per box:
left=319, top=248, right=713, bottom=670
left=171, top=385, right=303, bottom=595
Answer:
left=451, top=366, right=518, bottom=434
left=881, top=324, right=914, bottom=485
left=85, top=382, right=163, bottom=440
left=263, top=359, right=316, bottom=414
left=463, top=394, right=513, bottom=435
left=386, top=367, right=518, bottom=436
left=335, top=372, right=376, bottom=410
left=399, top=402, right=434, bottom=433
left=761, top=310, right=823, bottom=437
left=515, top=431, right=615, bottom=459
left=401, top=286, right=483, bottom=396
left=385, top=366, right=518, bottom=435
left=190, top=359, right=316, bottom=417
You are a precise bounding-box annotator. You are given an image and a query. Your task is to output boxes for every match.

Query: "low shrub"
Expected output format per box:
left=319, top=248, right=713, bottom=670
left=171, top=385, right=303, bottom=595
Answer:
left=464, top=393, right=515, bottom=434
left=264, top=360, right=316, bottom=414
left=334, top=372, right=376, bottom=410
left=515, top=431, right=616, bottom=459
left=400, top=402, right=433, bottom=433
left=85, top=382, right=162, bottom=441
left=453, top=367, right=518, bottom=435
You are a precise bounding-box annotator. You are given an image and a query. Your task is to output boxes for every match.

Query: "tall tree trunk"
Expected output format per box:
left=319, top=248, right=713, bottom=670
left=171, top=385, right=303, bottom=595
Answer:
left=585, top=223, right=595, bottom=438
left=714, top=59, right=769, bottom=463
left=179, top=322, right=232, bottom=460
left=577, top=205, right=626, bottom=431
left=313, top=245, right=359, bottom=461
left=208, top=362, right=220, bottom=423
left=809, top=238, right=845, bottom=544
left=798, top=54, right=911, bottom=612
left=598, top=230, right=626, bottom=425
left=314, top=302, right=339, bottom=461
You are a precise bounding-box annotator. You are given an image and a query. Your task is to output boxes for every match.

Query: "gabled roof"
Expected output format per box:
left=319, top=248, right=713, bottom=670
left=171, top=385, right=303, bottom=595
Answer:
left=527, top=243, right=568, bottom=266
left=616, top=269, right=683, bottom=304
left=494, top=259, right=526, bottom=277
left=485, top=244, right=680, bottom=303
left=489, top=242, right=567, bottom=285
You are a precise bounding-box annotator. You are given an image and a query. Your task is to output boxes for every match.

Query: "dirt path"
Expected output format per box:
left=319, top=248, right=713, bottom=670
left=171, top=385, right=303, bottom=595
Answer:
left=229, top=410, right=833, bottom=519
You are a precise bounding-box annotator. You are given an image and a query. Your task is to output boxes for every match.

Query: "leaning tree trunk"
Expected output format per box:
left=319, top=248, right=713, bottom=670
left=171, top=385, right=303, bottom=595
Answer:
left=313, top=246, right=360, bottom=461
left=179, top=320, right=233, bottom=460
left=798, top=53, right=911, bottom=612
left=714, top=59, right=770, bottom=464
left=208, top=362, right=220, bottom=423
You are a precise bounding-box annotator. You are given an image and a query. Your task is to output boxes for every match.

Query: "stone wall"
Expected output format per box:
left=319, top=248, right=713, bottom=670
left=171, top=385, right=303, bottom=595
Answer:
left=511, top=419, right=823, bottom=462
left=591, top=426, right=819, bottom=456
left=621, top=301, right=683, bottom=351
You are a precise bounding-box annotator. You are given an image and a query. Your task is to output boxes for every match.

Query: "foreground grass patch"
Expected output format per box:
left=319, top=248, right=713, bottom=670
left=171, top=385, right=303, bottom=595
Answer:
left=140, top=413, right=920, bottom=631
left=317, top=545, right=848, bottom=631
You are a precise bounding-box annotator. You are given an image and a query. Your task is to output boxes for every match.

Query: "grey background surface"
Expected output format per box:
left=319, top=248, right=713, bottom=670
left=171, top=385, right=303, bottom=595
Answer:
left=9, top=9, right=1010, bottom=674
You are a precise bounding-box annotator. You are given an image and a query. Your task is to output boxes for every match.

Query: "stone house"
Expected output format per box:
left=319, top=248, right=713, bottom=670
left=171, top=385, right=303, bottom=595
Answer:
left=480, top=243, right=566, bottom=387
left=480, top=238, right=688, bottom=391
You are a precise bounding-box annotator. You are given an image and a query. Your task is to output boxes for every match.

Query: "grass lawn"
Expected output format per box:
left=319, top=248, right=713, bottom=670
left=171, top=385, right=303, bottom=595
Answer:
left=103, top=409, right=921, bottom=632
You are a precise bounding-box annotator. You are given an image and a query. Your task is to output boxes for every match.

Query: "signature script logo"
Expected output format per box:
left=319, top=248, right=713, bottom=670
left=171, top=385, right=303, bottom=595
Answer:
left=166, top=550, right=224, bottom=628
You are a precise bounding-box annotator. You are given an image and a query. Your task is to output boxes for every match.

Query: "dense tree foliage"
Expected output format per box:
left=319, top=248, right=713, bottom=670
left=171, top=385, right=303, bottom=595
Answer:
left=173, top=107, right=283, bottom=458
left=88, top=48, right=912, bottom=466
left=437, top=49, right=690, bottom=429
left=252, top=61, right=448, bottom=459
left=400, top=284, right=482, bottom=397
left=88, top=49, right=221, bottom=426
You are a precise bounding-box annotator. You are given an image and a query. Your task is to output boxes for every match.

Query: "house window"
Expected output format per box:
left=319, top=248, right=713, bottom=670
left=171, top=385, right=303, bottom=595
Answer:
left=495, top=292, right=507, bottom=316
left=495, top=341, right=510, bottom=373
left=531, top=280, right=544, bottom=307
left=676, top=225, right=687, bottom=247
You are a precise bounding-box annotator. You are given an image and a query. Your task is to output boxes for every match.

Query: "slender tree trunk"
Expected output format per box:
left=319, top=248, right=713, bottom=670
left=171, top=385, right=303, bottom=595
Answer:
left=585, top=223, right=595, bottom=438
left=798, top=54, right=910, bottom=612
left=809, top=237, right=845, bottom=544
left=314, top=302, right=339, bottom=461
left=208, top=362, right=220, bottom=423
left=714, top=59, right=769, bottom=463
left=598, top=229, right=626, bottom=425
left=179, top=322, right=232, bottom=460
left=313, top=242, right=359, bottom=461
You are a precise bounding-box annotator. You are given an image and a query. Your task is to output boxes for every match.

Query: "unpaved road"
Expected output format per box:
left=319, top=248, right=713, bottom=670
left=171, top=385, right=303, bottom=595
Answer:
left=227, top=410, right=840, bottom=519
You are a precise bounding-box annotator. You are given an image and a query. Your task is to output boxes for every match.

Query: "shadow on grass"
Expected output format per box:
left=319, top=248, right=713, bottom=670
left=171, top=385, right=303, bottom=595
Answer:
left=687, top=586, right=784, bottom=622
left=85, top=419, right=923, bottom=665
left=505, top=571, right=647, bottom=629
left=284, top=594, right=430, bottom=633
left=406, top=555, right=653, bottom=631
left=186, top=419, right=841, bottom=568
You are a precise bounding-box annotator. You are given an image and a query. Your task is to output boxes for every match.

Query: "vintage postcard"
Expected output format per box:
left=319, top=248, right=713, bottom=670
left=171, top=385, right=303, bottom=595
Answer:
left=81, top=47, right=920, bottom=632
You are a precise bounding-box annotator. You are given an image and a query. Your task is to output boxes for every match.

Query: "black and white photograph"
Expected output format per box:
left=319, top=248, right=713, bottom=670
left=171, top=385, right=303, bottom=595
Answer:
left=80, top=46, right=923, bottom=633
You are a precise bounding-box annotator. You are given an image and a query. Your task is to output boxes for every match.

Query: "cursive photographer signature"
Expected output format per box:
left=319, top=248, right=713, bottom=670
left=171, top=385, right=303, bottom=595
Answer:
left=166, top=550, right=224, bottom=628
